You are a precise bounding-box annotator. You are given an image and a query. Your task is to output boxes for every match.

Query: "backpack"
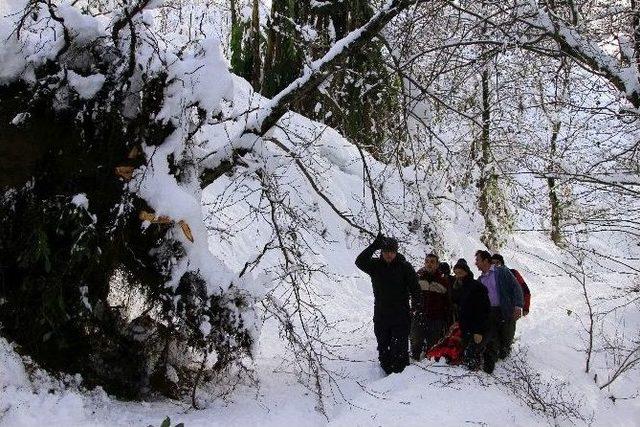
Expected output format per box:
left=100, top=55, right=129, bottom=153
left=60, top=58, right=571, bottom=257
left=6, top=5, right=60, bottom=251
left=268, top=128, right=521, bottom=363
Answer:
left=510, top=269, right=531, bottom=315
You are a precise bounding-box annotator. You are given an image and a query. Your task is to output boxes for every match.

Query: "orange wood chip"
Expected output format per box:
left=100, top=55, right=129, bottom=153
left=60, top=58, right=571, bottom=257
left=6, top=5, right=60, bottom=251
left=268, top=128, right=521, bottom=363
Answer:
left=139, top=210, right=155, bottom=222
left=139, top=210, right=171, bottom=224
left=115, top=166, right=135, bottom=180
left=156, top=215, right=171, bottom=224
left=179, top=220, right=194, bottom=242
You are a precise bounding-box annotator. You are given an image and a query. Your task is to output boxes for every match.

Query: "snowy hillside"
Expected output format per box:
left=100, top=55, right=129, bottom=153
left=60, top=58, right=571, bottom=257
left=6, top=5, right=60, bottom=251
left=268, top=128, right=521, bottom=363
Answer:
left=2, top=75, right=639, bottom=426
left=2, top=0, right=640, bottom=426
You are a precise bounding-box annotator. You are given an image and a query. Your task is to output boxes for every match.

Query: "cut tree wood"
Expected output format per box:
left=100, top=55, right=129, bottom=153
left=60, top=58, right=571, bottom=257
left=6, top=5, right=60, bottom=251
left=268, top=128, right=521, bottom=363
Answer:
left=115, top=166, right=135, bottom=181
left=138, top=211, right=194, bottom=242
left=179, top=220, right=194, bottom=242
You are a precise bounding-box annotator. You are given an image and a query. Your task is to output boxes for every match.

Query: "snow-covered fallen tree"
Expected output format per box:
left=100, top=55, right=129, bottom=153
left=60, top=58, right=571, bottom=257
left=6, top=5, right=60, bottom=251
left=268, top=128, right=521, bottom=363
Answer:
left=0, top=0, right=261, bottom=399
left=0, top=0, right=430, bottom=402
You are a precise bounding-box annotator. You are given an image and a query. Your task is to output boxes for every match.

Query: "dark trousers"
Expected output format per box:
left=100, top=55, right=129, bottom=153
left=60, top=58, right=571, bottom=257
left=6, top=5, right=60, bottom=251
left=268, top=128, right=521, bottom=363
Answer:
left=484, top=307, right=516, bottom=364
left=461, top=333, right=483, bottom=370
left=374, top=320, right=410, bottom=374
left=410, top=313, right=447, bottom=359
left=503, top=317, right=516, bottom=356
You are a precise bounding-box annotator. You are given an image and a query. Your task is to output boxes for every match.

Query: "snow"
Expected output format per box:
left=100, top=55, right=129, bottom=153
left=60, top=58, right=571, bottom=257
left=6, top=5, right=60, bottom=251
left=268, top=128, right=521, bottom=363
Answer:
left=0, top=1, right=32, bottom=84
left=0, top=0, right=108, bottom=84
left=79, top=286, right=92, bottom=311
left=2, top=221, right=638, bottom=425
left=156, top=37, right=233, bottom=123
left=70, top=193, right=89, bottom=210
left=0, top=337, right=101, bottom=427
left=199, top=320, right=212, bottom=336
left=533, top=4, right=640, bottom=104
left=0, top=338, right=29, bottom=390
left=66, top=71, right=105, bottom=100
left=0, top=1, right=639, bottom=426
left=56, top=2, right=105, bottom=45
left=3, top=83, right=638, bottom=425
left=10, top=113, right=29, bottom=125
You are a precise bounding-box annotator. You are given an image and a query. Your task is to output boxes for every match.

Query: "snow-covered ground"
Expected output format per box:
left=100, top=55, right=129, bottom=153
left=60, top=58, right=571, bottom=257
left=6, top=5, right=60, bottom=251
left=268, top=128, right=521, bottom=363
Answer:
left=2, top=97, right=639, bottom=425
left=0, top=2, right=638, bottom=422
left=2, top=227, right=639, bottom=426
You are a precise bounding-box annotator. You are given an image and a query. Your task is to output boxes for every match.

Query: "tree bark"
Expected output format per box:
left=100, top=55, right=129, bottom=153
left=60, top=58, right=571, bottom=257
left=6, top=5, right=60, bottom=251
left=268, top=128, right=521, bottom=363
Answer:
left=548, top=121, right=563, bottom=246
left=250, top=0, right=261, bottom=88
left=478, top=67, right=497, bottom=249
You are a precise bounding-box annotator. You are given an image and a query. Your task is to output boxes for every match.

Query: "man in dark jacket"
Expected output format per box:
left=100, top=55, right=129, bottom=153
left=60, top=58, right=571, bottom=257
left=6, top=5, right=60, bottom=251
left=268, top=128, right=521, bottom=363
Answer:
left=451, top=259, right=490, bottom=370
left=475, top=250, right=524, bottom=373
left=355, top=234, right=422, bottom=374
left=411, top=253, right=452, bottom=359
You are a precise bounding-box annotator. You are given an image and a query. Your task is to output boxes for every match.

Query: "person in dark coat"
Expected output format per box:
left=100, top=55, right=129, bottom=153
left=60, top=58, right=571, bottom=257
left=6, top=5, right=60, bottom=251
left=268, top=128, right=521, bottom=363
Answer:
left=440, top=262, right=455, bottom=321
left=452, top=259, right=490, bottom=370
left=355, top=234, right=422, bottom=374
left=440, top=262, right=454, bottom=284
left=411, top=253, right=453, bottom=360
left=475, top=250, right=524, bottom=373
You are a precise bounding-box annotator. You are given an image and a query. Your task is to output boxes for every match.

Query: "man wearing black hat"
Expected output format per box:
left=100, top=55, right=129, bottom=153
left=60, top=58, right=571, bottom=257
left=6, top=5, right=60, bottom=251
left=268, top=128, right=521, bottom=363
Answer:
left=451, top=259, right=490, bottom=370
left=355, top=233, right=422, bottom=374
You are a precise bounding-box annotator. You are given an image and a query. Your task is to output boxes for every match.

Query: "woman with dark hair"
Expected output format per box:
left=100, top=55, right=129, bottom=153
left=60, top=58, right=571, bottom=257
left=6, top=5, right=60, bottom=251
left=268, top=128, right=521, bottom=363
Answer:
left=452, top=259, right=490, bottom=370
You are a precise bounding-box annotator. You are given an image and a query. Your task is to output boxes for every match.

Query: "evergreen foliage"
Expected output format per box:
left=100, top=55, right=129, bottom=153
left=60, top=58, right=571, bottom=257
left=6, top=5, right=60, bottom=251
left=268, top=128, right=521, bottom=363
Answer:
left=0, top=25, right=252, bottom=400
left=229, top=0, right=400, bottom=157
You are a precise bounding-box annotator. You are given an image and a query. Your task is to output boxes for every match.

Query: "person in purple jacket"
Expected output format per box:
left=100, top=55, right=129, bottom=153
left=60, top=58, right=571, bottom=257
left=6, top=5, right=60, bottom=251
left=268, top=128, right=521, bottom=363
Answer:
left=474, top=250, right=524, bottom=373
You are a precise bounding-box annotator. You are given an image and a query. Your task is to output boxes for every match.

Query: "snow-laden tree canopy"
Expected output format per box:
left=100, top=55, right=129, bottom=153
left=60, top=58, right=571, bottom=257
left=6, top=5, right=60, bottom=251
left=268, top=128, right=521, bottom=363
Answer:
left=0, top=0, right=430, bottom=400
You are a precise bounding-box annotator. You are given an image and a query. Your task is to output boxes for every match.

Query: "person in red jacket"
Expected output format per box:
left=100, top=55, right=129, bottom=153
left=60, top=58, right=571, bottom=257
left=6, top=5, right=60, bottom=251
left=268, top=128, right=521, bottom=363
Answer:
left=410, top=253, right=453, bottom=360
left=491, top=254, right=531, bottom=315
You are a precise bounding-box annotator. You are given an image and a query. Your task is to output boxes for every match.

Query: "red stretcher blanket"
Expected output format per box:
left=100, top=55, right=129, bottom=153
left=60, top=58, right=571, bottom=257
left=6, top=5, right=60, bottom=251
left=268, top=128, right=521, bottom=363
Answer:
left=425, top=322, right=464, bottom=365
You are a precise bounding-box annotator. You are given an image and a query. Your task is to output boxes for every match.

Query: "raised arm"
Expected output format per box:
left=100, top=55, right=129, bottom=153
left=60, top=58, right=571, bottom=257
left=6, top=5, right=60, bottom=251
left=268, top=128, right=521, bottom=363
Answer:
left=355, top=234, right=383, bottom=275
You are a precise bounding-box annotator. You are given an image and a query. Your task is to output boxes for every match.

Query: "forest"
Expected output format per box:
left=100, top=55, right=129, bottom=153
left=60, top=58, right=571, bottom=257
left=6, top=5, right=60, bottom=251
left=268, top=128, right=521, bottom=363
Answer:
left=0, top=0, right=638, bottom=425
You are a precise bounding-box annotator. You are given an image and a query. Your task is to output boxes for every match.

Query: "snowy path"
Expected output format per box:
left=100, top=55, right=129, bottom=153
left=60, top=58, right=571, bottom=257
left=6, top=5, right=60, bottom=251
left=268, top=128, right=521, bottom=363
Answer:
left=3, top=231, right=638, bottom=426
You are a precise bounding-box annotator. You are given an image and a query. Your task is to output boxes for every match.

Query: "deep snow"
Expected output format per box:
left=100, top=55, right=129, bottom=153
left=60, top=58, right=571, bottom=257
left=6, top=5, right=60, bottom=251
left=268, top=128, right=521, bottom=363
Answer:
left=2, top=228, right=639, bottom=426
left=2, top=99, right=639, bottom=425
left=0, top=1, right=638, bottom=424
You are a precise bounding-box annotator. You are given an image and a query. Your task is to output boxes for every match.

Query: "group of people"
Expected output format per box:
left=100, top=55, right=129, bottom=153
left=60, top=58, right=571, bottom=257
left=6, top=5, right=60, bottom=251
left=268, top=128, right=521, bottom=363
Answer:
left=355, top=234, right=532, bottom=375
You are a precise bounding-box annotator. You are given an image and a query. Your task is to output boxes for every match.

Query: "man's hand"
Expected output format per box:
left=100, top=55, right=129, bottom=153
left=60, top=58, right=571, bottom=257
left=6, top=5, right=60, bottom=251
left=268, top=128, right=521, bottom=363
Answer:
left=473, top=334, right=483, bottom=344
left=372, top=232, right=385, bottom=249
left=513, top=307, right=523, bottom=321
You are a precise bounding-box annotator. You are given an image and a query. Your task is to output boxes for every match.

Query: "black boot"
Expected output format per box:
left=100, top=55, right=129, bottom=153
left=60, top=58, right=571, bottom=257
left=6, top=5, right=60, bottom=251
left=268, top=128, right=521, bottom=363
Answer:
left=483, top=357, right=496, bottom=374
left=499, top=347, right=511, bottom=360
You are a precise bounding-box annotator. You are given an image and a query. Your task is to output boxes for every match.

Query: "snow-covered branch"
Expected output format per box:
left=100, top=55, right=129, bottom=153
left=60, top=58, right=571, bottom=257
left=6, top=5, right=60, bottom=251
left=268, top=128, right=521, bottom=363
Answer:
left=244, top=0, right=430, bottom=137
left=532, top=4, right=640, bottom=109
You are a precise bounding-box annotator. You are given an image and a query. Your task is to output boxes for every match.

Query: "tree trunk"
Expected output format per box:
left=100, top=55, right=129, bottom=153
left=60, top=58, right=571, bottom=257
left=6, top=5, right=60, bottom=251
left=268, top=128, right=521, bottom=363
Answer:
left=548, top=121, right=564, bottom=246
left=478, top=67, right=497, bottom=249
left=250, top=0, right=262, bottom=88
left=632, top=0, right=640, bottom=73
